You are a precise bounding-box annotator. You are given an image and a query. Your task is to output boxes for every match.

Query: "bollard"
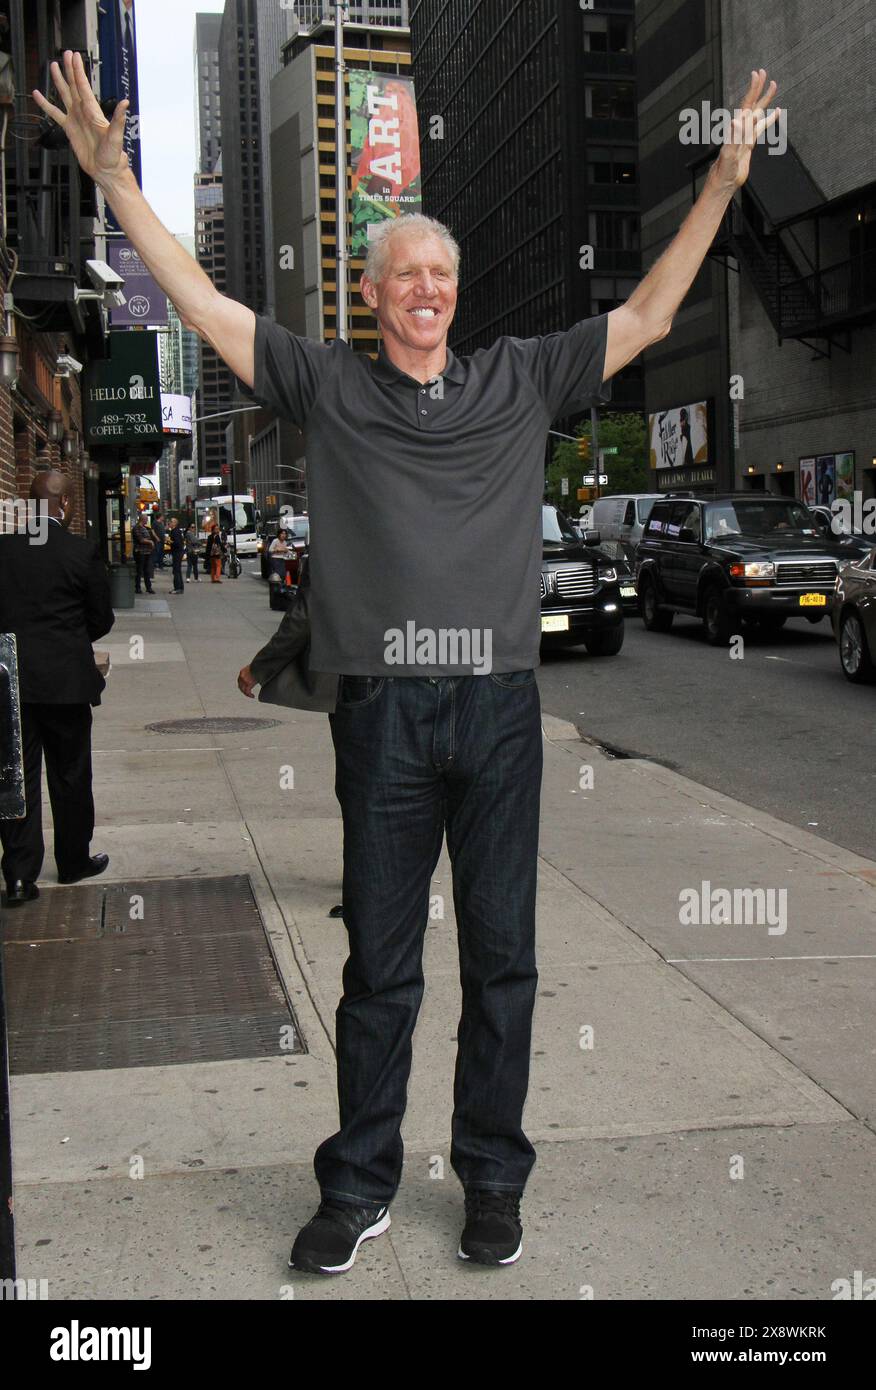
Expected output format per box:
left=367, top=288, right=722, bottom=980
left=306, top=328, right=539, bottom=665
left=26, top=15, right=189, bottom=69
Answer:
left=0, top=632, right=24, bottom=1283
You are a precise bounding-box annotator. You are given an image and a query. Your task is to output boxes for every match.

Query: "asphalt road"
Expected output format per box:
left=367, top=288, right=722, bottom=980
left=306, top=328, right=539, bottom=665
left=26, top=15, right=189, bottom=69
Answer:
left=536, top=609, right=876, bottom=861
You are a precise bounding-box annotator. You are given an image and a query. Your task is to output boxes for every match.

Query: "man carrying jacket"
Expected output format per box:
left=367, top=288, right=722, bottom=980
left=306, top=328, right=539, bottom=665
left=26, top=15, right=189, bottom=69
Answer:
left=0, top=470, right=113, bottom=905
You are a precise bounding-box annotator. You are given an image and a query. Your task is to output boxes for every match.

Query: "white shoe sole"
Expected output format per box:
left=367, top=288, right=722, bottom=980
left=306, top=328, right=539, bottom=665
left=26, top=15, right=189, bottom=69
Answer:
left=458, top=1240, right=522, bottom=1265
left=289, top=1209, right=391, bottom=1275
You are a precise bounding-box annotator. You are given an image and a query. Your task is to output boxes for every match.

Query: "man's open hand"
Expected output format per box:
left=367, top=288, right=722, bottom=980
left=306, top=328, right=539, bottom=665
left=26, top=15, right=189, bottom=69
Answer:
left=715, top=69, right=781, bottom=191
left=32, top=50, right=130, bottom=186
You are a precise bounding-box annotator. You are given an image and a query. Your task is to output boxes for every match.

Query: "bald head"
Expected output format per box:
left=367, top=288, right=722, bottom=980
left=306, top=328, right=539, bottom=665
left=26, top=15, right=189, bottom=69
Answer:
left=29, top=470, right=74, bottom=526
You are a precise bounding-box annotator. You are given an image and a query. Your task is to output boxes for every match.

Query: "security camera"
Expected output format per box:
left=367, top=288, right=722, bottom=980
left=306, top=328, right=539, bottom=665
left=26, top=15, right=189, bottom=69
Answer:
left=56, top=352, right=84, bottom=376
left=73, top=259, right=127, bottom=310
left=86, top=259, right=125, bottom=294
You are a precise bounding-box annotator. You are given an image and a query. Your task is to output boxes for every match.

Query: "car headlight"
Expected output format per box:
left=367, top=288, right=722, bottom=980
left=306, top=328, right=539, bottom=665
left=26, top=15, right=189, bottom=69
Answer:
left=729, top=561, right=776, bottom=579
left=598, top=567, right=617, bottom=582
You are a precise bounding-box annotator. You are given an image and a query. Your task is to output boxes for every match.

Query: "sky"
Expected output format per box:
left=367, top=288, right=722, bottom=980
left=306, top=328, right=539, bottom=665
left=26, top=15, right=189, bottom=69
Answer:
left=135, top=0, right=227, bottom=238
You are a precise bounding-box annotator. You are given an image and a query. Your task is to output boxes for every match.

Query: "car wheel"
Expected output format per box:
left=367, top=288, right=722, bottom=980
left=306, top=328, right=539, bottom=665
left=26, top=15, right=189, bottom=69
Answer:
left=583, top=625, right=625, bottom=657
left=640, top=578, right=673, bottom=632
left=839, top=610, right=876, bottom=683
left=702, top=585, right=734, bottom=646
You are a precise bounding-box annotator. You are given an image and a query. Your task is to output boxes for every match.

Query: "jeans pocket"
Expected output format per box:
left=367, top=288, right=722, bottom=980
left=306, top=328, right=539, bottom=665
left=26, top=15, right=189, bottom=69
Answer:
left=337, top=675, right=386, bottom=707
left=488, top=669, right=536, bottom=689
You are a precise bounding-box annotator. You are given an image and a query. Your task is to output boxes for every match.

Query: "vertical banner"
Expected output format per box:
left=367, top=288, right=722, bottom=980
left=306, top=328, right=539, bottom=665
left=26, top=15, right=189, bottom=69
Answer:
left=799, top=457, right=815, bottom=505
left=349, top=70, right=421, bottom=257
left=815, top=454, right=836, bottom=508
left=98, top=0, right=142, bottom=228
left=107, top=240, right=168, bottom=326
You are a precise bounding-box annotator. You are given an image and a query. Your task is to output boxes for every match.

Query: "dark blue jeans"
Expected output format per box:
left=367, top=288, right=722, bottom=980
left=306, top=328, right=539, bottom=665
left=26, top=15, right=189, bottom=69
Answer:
left=314, top=670, right=542, bottom=1209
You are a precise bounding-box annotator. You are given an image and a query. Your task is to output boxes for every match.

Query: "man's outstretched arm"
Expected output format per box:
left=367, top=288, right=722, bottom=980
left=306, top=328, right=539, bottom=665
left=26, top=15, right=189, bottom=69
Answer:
left=33, top=52, right=255, bottom=388
left=602, top=69, right=781, bottom=382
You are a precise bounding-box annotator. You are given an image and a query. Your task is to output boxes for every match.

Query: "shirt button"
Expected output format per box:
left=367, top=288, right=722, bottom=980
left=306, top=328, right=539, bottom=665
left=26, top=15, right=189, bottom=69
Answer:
left=420, top=388, right=426, bottom=394
left=420, top=409, right=427, bottom=415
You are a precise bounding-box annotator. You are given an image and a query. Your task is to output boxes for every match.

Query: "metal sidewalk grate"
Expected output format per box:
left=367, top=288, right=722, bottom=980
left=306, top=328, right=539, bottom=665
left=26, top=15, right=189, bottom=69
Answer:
left=1, top=875, right=305, bottom=1073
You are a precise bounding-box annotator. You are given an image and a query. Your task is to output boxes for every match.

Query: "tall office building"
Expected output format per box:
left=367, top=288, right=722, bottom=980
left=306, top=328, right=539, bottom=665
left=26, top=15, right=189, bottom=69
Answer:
left=218, top=0, right=297, bottom=318
left=194, top=169, right=234, bottom=482
left=635, top=0, right=875, bottom=496
left=194, top=12, right=223, bottom=175
left=249, top=18, right=413, bottom=515
left=295, top=2, right=410, bottom=27
left=411, top=0, right=643, bottom=417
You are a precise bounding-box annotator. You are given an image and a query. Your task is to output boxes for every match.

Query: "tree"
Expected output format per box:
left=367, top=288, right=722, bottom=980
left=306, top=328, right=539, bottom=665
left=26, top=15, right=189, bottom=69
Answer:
left=546, top=412, right=650, bottom=514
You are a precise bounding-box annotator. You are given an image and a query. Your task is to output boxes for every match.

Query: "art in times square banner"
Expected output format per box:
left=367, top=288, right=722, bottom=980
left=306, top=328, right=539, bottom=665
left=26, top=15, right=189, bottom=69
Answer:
left=349, top=70, right=422, bottom=257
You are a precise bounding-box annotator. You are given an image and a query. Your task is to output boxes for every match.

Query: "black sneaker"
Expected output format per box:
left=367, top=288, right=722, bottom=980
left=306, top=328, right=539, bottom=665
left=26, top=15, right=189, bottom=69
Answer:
left=289, top=1199, right=390, bottom=1275
left=458, top=1189, right=523, bottom=1265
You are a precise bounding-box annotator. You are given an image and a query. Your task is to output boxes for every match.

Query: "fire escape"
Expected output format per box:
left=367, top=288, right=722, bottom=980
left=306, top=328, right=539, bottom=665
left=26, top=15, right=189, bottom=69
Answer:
left=695, top=141, right=876, bottom=360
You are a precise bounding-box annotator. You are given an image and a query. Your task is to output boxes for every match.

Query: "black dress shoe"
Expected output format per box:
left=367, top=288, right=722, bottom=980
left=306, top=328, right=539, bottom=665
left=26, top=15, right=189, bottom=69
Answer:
left=2, top=879, right=39, bottom=907
left=58, top=854, right=109, bottom=886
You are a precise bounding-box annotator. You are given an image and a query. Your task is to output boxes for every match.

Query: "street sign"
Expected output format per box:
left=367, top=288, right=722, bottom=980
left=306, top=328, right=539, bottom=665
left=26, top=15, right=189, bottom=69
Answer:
left=599, top=474, right=609, bottom=485
left=600, top=446, right=619, bottom=455
left=560, top=477, right=569, bottom=496
left=198, top=476, right=221, bottom=486
left=582, top=474, right=596, bottom=485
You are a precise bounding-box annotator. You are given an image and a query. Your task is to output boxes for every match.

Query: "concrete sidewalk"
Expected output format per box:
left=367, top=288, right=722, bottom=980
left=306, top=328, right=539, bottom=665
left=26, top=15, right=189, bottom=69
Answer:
left=6, top=569, right=876, bottom=1300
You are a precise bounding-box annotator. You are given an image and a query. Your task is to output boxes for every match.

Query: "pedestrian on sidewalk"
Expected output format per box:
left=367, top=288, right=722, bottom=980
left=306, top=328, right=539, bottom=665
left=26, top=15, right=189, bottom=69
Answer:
left=38, top=50, right=781, bottom=1272
left=184, top=524, right=200, bottom=582
left=168, top=516, right=185, bottom=595
left=205, top=523, right=224, bottom=582
left=0, top=470, right=112, bottom=906
left=268, top=528, right=291, bottom=583
left=132, top=512, right=156, bottom=594
left=151, top=511, right=167, bottom=569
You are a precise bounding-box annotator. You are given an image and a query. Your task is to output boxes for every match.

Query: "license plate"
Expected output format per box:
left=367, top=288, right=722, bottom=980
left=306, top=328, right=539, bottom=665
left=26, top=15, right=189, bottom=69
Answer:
left=541, top=614, right=570, bottom=633
left=620, top=586, right=636, bottom=598
left=799, top=592, right=827, bottom=607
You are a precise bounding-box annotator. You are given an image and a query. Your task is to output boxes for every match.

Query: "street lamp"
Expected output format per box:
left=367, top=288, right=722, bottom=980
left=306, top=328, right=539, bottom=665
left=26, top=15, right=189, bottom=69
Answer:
left=47, top=409, right=63, bottom=444
left=0, top=335, right=19, bottom=389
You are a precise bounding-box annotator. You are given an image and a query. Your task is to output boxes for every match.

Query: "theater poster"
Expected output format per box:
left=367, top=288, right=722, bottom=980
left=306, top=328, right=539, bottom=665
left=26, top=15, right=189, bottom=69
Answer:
left=799, top=457, right=816, bottom=505
left=816, top=454, right=836, bottom=507
left=649, top=401, right=709, bottom=470
left=349, top=70, right=421, bottom=257
left=835, top=451, right=855, bottom=500
left=98, top=0, right=142, bottom=229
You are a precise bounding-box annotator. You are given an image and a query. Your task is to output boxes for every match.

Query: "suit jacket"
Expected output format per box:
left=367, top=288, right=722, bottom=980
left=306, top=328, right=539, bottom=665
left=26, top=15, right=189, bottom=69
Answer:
left=0, top=522, right=114, bottom=705
left=250, top=586, right=338, bottom=713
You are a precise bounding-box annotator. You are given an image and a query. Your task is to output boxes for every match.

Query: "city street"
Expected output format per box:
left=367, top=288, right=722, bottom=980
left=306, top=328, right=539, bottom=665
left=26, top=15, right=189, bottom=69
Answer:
left=539, top=614, right=876, bottom=862
left=5, top=571, right=876, bottom=1305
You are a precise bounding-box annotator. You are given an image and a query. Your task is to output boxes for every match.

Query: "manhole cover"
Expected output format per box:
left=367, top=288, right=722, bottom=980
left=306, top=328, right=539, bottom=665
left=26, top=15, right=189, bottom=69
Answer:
left=145, top=716, right=281, bottom=735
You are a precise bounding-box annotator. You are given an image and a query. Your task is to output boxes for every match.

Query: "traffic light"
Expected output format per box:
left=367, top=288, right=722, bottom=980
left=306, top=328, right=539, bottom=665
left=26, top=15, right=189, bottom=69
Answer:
left=577, top=436, right=591, bottom=463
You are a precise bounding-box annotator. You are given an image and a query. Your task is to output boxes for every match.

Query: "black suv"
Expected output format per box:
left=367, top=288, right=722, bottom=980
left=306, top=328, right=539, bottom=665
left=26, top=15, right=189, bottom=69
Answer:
left=636, top=494, right=852, bottom=645
left=540, top=504, right=625, bottom=656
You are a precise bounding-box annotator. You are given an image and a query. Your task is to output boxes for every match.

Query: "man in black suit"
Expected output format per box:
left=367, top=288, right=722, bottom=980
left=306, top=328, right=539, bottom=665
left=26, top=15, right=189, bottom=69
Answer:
left=0, top=470, right=114, bottom=906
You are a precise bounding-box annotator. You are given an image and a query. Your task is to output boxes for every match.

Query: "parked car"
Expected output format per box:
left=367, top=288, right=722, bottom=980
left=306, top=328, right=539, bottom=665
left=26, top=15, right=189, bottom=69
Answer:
left=566, top=517, right=635, bottom=610
left=807, top=504, right=873, bottom=562
left=832, top=546, right=876, bottom=682
left=540, top=504, right=625, bottom=656
left=590, top=493, right=664, bottom=568
left=636, top=493, right=854, bottom=645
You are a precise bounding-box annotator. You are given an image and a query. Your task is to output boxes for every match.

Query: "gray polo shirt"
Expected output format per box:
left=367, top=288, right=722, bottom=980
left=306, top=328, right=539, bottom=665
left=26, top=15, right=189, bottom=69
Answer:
left=241, top=313, right=610, bottom=676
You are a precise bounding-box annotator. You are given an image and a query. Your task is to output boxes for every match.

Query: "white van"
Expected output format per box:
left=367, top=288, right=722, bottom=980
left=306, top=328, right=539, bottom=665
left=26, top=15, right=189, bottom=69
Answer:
left=591, top=493, right=663, bottom=565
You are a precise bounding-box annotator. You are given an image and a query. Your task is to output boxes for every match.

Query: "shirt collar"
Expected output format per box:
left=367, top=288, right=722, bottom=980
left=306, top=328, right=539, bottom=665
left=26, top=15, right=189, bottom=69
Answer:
left=371, top=342, right=466, bottom=387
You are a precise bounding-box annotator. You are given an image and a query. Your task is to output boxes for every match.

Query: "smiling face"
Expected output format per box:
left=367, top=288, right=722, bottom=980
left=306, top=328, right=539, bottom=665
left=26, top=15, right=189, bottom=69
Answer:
left=360, top=230, right=458, bottom=364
